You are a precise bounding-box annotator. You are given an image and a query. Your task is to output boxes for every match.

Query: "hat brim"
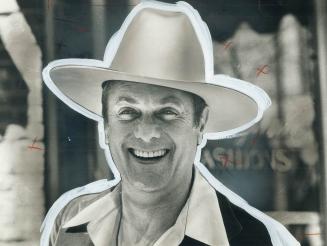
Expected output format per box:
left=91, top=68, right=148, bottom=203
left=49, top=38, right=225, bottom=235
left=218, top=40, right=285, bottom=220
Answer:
left=46, top=63, right=267, bottom=137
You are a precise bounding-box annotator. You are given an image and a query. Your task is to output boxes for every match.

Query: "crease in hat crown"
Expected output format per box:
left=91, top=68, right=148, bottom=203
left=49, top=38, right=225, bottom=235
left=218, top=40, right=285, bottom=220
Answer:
left=42, top=0, right=271, bottom=140
left=102, top=1, right=215, bottom=81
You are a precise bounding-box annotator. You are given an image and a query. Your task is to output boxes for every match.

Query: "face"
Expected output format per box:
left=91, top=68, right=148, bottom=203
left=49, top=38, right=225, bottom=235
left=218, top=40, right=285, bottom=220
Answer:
left=104, top=81, right=207, bottom=192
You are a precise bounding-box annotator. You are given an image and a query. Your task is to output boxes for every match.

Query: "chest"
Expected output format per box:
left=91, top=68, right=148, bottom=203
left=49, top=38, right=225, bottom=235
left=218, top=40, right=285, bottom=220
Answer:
left=55, top=230, right=209, bottom=246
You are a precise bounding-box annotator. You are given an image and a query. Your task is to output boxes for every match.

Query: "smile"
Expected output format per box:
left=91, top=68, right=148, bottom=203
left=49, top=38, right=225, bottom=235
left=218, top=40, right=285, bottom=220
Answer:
left=128, top=148, right=169, bottom=162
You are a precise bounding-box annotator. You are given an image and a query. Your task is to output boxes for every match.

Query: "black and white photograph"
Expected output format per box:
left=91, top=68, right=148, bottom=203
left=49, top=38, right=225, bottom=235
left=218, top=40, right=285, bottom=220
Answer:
left=0, top=0, right=325, bottom=245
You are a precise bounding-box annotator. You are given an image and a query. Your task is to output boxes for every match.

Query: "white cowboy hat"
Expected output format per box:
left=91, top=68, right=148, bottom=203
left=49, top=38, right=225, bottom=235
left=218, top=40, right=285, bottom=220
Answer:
left=42, top=1, right=271, bottom=140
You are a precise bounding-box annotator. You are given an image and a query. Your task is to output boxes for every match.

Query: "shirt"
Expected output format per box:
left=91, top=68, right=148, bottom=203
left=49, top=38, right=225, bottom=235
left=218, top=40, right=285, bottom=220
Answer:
left=60, top=169, right=230, bottom=246
left=48, top=166, right=280, bottom=246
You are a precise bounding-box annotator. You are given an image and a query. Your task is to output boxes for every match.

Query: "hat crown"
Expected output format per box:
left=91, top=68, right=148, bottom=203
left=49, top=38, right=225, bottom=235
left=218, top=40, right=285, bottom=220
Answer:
left=110, top=8, right=205, bottom=81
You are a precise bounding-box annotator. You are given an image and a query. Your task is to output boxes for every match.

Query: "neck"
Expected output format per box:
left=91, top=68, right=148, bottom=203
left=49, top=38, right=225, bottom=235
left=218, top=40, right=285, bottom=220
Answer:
left=118, top=169, right=193, bottom=246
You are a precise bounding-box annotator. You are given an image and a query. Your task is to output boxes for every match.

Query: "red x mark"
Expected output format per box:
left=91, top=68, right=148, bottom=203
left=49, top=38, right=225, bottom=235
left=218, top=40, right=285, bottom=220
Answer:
left=256, top=65, right=269, bottom=77
left=218, top=154, right=233, bottom=168
left=223, top=41, right=233, bottom=50
left=27, top=137, right=43, bottom=151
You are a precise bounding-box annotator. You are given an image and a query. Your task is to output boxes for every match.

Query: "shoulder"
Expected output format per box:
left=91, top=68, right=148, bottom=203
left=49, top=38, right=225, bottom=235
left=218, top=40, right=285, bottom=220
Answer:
left=216, top=192, right=300, bottom=246
left=56, top=189, right=110, bottom=226
left=216, top=192, right=273, bottom=245
left=40, top=180, right=117, bottom=246
left=194, top=166, right=299, bottom=246
left=47, top=191, right=107, bottom=246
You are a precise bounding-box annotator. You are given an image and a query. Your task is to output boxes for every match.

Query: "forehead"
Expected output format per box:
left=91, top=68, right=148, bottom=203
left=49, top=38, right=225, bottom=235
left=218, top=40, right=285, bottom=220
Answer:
left=105, top=81, right=194, bottom=105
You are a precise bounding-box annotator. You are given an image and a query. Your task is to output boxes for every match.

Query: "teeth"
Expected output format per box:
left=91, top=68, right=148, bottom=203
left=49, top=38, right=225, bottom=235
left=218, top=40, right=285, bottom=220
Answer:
left=132, top=149, right=167, bottom=158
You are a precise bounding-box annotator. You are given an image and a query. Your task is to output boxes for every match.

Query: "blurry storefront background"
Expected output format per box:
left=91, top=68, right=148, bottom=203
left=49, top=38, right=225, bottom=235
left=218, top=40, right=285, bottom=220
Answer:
left=0, top=0, right=326, bottom=245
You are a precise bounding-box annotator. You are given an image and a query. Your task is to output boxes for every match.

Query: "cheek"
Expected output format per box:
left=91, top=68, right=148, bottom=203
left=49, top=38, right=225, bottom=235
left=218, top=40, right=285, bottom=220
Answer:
left=107, top=119, right=133, bottom=139
left=106, top=123, right=130, bottom=175
left=106, top=121, right=131, bottom=159
left=165, top=123, right=199, bottom=154
left=158, top=118, right=195, bottom=133
left=171, top=131, right=198, bottom=175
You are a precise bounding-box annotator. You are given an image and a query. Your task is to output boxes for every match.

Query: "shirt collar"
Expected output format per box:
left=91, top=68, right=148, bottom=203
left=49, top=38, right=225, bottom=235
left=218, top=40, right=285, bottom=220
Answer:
left=186, top=170, right=229, bottom=245
left=63, top=169, right=230, bottom=246
left=155, top=169, right=230, bottom=246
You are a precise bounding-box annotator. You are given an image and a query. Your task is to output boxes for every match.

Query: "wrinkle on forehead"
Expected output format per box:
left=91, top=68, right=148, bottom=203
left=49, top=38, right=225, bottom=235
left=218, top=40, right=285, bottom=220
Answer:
left=109, top=81, right=193, bottom=109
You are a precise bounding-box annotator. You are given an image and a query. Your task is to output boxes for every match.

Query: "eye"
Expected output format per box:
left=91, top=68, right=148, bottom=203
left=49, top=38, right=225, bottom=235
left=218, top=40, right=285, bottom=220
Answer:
left=117, top=108, right=140, bottom=120
left=157, top=108, right=179, bottom=121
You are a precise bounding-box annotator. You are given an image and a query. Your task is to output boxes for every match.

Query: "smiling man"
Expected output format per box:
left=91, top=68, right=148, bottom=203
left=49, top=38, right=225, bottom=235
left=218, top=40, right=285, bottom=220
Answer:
left=101, top=81, right=211, bottom=245
left=41, top=1, right=299, bottom=246
left=103, top=81, right=207, bottom=193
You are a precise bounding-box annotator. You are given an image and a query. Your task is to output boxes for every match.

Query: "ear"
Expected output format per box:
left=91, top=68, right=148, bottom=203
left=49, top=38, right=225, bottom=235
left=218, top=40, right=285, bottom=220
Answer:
left=197, top=106, right=209, bottom=145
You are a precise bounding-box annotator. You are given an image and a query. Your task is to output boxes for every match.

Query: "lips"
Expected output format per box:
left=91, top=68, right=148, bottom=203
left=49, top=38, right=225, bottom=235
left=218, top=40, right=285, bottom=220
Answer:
left=128, top=148, right=169, bottom=163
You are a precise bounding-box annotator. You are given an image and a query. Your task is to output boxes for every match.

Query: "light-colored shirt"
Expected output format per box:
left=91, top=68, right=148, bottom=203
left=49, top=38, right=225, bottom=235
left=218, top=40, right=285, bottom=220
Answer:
left=62, top=169, right=230, bottom=246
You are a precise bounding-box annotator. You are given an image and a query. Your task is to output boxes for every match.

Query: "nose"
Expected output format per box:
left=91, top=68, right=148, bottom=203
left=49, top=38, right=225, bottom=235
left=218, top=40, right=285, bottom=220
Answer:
left=134, top=116, right=161, bottom=143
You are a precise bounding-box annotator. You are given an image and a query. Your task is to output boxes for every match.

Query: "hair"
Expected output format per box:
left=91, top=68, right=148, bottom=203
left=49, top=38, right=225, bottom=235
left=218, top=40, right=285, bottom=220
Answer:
left=101, top=80, right=207, bottom=126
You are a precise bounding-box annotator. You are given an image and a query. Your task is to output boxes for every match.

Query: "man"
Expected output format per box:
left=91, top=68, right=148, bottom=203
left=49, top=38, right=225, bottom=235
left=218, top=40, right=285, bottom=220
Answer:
left=41, top=1, right=299, bottom=245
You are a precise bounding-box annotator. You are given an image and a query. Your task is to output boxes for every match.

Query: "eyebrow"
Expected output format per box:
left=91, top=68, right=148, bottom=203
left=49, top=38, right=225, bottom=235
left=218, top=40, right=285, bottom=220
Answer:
left=116, top=96, right=138, bottom=104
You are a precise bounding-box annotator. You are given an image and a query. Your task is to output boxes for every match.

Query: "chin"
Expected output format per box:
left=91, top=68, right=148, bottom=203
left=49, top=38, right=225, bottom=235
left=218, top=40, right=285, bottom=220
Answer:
left=126, top=172, right=173, bottom=193
left=132, top=182, right=162, bottom=192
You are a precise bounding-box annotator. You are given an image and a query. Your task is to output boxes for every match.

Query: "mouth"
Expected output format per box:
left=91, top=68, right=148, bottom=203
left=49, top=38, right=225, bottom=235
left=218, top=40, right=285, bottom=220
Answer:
left=128, top=148, right=169, bottom=164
